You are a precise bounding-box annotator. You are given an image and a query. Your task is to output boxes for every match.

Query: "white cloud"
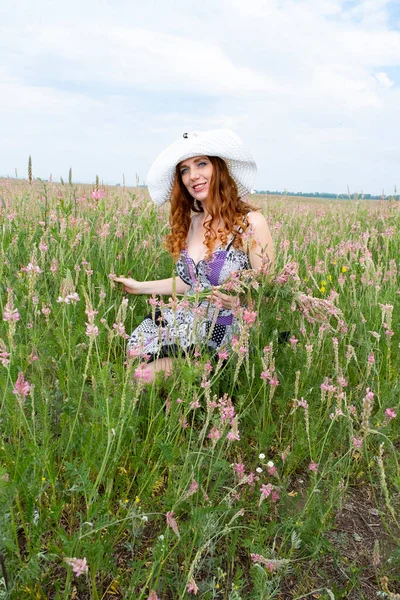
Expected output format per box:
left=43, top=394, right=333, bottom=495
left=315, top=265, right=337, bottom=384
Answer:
left=0, top=0, right=399, bottom=193
left=375, top=71, right=395, bottom=87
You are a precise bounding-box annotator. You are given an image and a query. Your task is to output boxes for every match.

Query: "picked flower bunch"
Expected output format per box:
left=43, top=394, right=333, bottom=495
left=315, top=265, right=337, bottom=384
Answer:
left=169, top=259, right=344, bottom=329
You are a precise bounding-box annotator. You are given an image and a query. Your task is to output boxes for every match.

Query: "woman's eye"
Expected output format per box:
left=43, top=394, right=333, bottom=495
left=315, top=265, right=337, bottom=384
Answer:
left=180, top=168, right=188, bottom=175
left=198, top=161, right=207, bottom=167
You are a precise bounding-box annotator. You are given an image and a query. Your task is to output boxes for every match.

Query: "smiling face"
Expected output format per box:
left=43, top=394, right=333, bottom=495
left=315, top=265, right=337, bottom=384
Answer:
left=178, top=155, right=213, bottom=203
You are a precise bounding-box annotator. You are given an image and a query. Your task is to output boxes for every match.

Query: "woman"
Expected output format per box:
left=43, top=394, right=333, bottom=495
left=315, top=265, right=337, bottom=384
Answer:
left=114, top=129, right=273, bottom=382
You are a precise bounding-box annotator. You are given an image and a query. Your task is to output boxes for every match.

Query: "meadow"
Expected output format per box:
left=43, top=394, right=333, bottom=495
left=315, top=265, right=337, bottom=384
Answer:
left=0, top=178, right=399, bottom=600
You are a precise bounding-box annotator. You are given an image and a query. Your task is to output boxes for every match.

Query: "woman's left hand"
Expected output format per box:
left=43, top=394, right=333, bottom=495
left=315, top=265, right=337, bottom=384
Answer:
left=211, top=288, right=238, bottom=310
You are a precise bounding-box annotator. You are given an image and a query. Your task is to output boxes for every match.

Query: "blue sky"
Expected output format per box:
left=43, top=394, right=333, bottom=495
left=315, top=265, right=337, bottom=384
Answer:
left=1, top=0, right=400, bottom=194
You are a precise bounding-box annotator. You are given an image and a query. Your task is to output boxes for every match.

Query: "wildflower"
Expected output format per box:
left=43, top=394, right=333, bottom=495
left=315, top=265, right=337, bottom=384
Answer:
left=361, top=388, right=374, bottom=433
left=341, top=266, right=348, bottom=273
left=91, top=189, right=106, bottom=200
left=189, top=479, right=199, bottom=494
left=1, top=473, right=9, bottom=482
left=227, top=428, right=240, bottom=442
left=64, top=557, right=88, bottom=577
left=217, top=350, right=229, bottom=361
left=289, top=336, right=299, bottom=349
left=256, top=467, right=263, bottom=474
left=250, top=553, right=276, bottom=572
left=134, top=365, right=150, bottom=382
left=267, top=464, right=278, bottom=477
left=187, top=579, right=199, bottom=595
left=208, top=426, right=221, bottom=442
left=260, top=483, right=272, bottom=499
left=271, top=489, right=280, bottom=502
left=308, top=462, right=318, bottom=473
left=243, top=309, right=257, bottom=325
left=385, top=407, right=396, bottom=420
left=166, top=511, right=180, bottom=538
left=85, top=324, right=99, bottom=339
left=13, top=372, right=30, bottom=401
left=147, top=592, right=160, bottom=600
left=3, top=306, right=20, bottom=322
left=259, top=453, right=266, bottom=460
left=352, top=437, right=363, bottom=450
left=234, top=463, right=246, bottom=479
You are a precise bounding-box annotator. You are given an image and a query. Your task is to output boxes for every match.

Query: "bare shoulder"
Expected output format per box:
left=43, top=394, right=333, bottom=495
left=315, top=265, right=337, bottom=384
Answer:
left=246, top=210, right=269, bottom=230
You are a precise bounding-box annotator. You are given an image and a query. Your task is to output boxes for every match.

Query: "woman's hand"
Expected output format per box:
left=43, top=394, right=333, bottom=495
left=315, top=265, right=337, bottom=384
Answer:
left=211, top=288, right=238, bottom=311
left=112, top=276, right=142, bottom=295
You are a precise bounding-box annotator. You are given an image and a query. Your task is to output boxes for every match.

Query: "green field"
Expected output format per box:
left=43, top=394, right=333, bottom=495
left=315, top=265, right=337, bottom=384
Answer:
left=0, top=179, right=399, bottom=599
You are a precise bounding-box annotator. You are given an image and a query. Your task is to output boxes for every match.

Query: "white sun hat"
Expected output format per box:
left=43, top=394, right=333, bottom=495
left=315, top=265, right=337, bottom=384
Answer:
left=147, top=129, right=257, bottom=206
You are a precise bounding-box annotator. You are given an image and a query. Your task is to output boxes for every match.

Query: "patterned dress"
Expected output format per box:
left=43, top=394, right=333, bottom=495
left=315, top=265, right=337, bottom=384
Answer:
left=127, top=236, right=250, bottom=361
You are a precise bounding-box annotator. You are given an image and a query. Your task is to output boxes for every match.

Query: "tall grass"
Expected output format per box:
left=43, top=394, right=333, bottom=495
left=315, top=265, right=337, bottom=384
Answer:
left=0, top=179, right=399, bottom=599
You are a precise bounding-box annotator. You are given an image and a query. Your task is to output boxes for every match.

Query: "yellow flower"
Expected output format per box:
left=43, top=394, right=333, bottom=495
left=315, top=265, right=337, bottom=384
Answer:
left=321, top=280, right=327, bottom=286
left=327, top=274, right=332, bottom=282
left=41, top=477, right=46, bottom=482
left=320, top=286, right=326, bottom=293
left=135, top=496, right=140, bottom=504
left=341, top=266, right=348, bottom=273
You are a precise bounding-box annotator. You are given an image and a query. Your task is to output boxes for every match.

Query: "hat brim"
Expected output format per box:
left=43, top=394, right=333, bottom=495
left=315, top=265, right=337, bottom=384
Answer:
left=147, top=129, right=257, bottom=206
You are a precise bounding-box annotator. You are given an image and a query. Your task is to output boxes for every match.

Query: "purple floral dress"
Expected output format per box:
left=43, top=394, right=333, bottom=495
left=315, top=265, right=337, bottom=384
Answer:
left=127, top=237, right=250, bottom=360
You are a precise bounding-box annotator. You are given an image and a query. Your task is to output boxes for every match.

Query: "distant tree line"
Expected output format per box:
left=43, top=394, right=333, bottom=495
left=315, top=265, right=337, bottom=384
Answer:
left=254, top=189, right=400, bottom=200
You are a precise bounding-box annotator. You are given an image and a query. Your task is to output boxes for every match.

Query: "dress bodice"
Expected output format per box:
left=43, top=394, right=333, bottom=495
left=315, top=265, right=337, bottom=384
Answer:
left=176, top=242, right=250, bottom=291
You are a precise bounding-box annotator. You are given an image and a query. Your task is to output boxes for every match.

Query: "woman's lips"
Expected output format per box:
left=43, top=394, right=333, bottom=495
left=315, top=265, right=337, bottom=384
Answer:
left=192, top=182, right=207, bottom=192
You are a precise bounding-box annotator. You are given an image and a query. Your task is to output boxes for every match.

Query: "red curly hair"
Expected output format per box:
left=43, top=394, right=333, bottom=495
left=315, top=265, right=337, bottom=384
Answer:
left=164, top=156, right=257, bottom=260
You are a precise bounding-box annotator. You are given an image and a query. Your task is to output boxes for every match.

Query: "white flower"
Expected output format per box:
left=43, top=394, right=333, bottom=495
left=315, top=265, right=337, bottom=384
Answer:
left=158, top=534, right=164, bottom=541
left=258, top=453, right=266, bottom=460
left=267, top=461, right=274, bottom=468
left=256, top=467, right=263, bottom=473
left=141, top=515, right=148, bottom=522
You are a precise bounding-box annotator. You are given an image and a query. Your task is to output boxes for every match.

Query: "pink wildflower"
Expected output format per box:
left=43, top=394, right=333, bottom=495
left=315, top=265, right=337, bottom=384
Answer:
left=3, top=306, right=20, bottom=322
left=308, top=462, right=318, bottom=473
left=208, top=426, right=221, bottom=442
left=250, top=553, right=276, bottom=572
left=166, top=511, right=180, bottom=538
left=0, top=350, right=10, bottom=367
left=13, top=372, right=30, bottom=400
left=234, top=463, right=246, bottom=479
left=269, top=374, right=280, bottom=386
left=385, top=408, right=396, bottom=420
left=187, top=578, right=199, bottom=595
left=134, top=365, right=151, bottom=382
left=352, top=437, right=363, bottom=450
left=260, top=483, right=272, bottom=499
left=289, top=336, right=299, bottom=349
left=189, top=479, right=199, bottom=494
left=1, top=473, right=9, bottom=482
left=271, top=489, right=280, bottom=503
left=64, top=557, right=88, bottom=577
left=217, top=350, right=229, bottom=361
left=368, top=352, right=375, bottom=364
left=243, top=309, right=257, bottom=325
left=85, top=324, right=99, bottom=339
left=147, top=592, right=160, bottom=600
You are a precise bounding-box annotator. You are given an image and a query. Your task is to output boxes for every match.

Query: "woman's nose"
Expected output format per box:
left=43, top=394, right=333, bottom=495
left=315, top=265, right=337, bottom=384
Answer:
left=189, top=167, right=200, bottom=180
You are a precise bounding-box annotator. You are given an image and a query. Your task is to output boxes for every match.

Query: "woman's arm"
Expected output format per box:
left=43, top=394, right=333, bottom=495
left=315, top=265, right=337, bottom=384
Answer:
left=211, top=211, right=274, bottom=309
left=246, top=211, right=274, bottom=272
left=113, top=276, right=190, bottom=296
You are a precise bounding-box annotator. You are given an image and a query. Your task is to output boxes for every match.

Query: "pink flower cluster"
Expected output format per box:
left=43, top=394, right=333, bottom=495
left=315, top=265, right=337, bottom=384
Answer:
left=64, top=556, right=88, bottom=577
left=91, top=189, right=106, bottom=200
